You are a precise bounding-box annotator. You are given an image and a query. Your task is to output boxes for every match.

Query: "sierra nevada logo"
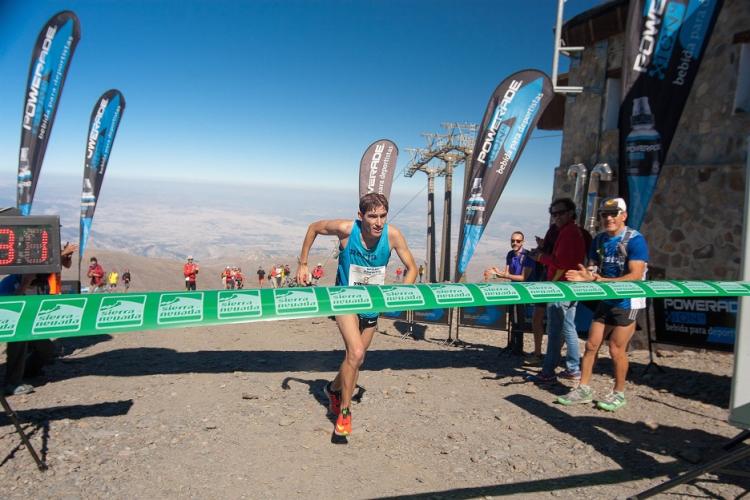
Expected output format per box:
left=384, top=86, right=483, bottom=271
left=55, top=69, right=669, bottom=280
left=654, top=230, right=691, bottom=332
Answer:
left=157, top=293, right=203, bottom=324
left=562, top=282, right=607, bottom=299
left=0, top=301, right=25, bottom=338
left=475, top=283, right=521, bottom=303
left=32, top=298, right=87, bottom=335
left=642, top=281, right=683, bottom=295
left=427, top=284, right=473, bottom=305
left=96, top=295, right=146, bottom=329
left=326, top=286, right=373, bottom=312
left=218, top=291, right=262, bottom=319
left=521, top=282, right=565, bottom=300
left=380, top=285, right=425, bottom=308
left=274, top=288, right=319, bottom=315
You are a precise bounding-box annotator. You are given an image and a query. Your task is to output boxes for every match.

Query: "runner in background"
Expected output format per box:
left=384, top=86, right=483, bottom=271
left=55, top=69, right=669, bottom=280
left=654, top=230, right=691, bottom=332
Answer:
left=311, top=263, right=324, bottom=285
left=122, top=268, right=131, bottom=292
left=295, top=193, right=417, bottom=438
left=183, top=256, right=199, bottom=291
left=257, top=266, right=265, bottom=288
left=107, top=268, right=119, bottom=291
left=87, top=257, right=105, bottom=293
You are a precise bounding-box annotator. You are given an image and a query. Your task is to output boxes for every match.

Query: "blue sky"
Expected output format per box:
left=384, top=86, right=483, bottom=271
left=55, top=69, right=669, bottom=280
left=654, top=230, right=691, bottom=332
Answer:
left=0, top=0, right=603, bottom=195
left=0, top=0, right=604, bottom=271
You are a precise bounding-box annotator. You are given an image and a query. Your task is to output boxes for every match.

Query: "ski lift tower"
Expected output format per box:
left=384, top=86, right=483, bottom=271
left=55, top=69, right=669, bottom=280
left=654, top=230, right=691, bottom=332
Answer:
left=405, top=144, right=439, bottom=283
left=405, top=123, right=477, bottom=283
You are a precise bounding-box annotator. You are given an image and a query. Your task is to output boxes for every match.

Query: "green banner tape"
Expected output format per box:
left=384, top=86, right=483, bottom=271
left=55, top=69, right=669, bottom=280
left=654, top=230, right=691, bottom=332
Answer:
left=0, top=281, right=747, bottom=343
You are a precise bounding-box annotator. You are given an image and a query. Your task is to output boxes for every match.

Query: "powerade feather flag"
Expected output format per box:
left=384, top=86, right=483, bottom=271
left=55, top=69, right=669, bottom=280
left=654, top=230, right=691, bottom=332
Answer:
left=80, top=90, right=126, bottom=257
left=455, top=70, right=553, bottom=282
left=17, top=11, right=81, bottom=215
left=358, top=139, right=398, bottom=200
left=619, top=0, right=723, bottom=230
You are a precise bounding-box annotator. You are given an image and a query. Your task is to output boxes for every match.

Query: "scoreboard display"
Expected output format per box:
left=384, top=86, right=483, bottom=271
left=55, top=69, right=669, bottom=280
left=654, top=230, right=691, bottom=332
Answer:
left=0, top=215, right=61, bottom=274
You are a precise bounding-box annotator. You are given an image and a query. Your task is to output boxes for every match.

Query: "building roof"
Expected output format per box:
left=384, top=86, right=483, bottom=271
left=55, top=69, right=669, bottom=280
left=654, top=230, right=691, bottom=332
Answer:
left=561, top=0, right=628, bottom=48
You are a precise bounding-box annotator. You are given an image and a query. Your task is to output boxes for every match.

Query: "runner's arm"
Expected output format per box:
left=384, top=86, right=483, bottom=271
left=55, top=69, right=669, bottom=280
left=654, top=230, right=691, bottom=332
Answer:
left=296, top=219, right=351, bottom=284
left=390, top=226, right=417, bottom=284
left=566, top=260, right=646, bottom=282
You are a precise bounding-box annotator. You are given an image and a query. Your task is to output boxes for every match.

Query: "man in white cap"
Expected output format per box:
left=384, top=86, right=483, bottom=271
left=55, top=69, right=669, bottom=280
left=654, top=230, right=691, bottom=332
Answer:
left=183, top=255, right=199, bottom=291
left=558, top=197, right=649, bottom=411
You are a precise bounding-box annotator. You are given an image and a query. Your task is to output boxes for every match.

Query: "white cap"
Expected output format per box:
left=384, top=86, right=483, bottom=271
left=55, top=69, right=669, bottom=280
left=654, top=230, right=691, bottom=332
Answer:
left=600, top=197, right=627, bottom=213
left=187, top=255, right=193, bottom=260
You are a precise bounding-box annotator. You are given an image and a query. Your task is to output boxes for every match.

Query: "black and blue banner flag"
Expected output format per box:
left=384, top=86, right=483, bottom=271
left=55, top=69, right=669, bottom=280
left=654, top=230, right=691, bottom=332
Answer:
left=619, top=0, right=723, bottom=230
left=455, top=69, right=554, bottom=281
left=80, top=89, right=125, bottom=257
left=17, top=11, right=81, bottom=215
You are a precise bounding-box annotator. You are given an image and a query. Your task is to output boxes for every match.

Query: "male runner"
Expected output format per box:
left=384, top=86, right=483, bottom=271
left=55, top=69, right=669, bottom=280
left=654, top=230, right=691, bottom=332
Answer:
left=558, top=197, right=648, bottom=411
left=295, top=193, right=417, bottom=437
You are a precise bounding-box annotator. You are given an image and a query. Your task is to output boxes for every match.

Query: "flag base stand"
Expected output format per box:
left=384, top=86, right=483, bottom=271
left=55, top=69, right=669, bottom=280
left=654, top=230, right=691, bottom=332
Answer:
left=631, top=430, right=750, bottom=499
left=0, top=394, right=47, bottom=471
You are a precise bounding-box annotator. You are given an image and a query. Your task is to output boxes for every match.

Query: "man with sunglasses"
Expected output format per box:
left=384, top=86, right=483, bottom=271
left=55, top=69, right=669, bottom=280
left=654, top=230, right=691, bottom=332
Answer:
left=488, top=231, right=535, bottom=355
left=558, top=197, right=648, bottom=411
left=527, top=198, right=587, bottom=384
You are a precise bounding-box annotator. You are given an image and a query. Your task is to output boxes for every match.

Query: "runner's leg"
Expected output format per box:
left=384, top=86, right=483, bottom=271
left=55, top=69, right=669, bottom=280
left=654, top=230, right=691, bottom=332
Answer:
left=579, top=321, right=608, bottom=386
left=608, top=321, right=637, bottom=392
left=333, top=315, right=368, bottom=410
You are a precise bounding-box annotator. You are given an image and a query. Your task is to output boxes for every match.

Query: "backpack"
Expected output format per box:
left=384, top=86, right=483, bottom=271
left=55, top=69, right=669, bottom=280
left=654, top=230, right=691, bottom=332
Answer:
left=596, top=227, right=635, bottom=274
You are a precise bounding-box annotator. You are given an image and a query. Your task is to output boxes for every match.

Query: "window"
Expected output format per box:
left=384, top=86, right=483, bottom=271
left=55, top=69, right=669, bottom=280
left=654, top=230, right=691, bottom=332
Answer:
left=734, top=43, right=750, bottom=114
left=602, top=77, right=622, bottom=131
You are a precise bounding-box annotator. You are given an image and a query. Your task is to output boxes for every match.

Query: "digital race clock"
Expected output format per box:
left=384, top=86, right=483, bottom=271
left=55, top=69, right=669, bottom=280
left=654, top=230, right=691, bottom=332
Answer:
left=0, top=215, right=61, bottom=274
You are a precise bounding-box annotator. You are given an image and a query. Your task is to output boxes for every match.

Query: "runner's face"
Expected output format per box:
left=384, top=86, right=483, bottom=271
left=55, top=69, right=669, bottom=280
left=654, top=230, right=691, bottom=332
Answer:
left=359, top=205, right=387, bottom=237
left=599, top=210, right=627, bottom=234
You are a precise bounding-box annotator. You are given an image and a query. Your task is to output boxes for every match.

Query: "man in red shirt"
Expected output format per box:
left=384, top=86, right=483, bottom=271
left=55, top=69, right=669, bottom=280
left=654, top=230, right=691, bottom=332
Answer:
left=527, top=198, right=587, bottom=384
left=87, top=257, right=105, bottom=293
left=183, top=256, right=199, bottom=291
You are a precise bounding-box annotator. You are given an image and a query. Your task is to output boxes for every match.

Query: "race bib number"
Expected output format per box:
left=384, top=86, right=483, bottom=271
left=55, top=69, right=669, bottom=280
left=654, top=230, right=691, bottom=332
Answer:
left=349, top=264, right=386, bottom=286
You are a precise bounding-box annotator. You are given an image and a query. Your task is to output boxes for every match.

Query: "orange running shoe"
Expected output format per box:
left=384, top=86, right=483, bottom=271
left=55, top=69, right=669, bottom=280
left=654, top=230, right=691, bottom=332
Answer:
left=334, top=407, right=352, bottom=436
left=324, top=382, right=341, bottom=416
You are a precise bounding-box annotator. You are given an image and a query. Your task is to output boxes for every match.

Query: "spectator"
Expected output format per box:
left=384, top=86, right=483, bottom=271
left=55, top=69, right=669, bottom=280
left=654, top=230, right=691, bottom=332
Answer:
left=269, top=265, right=278, bottom=288
left=395, top=267, right=403, bottom=282
left=311, top=263, right=324, bottom=285
left=524, top=223, right=560, bottom=367
left=527, top=198, right=587, bottom=384
left=107, top=268, right=119, bottom=291
left=234, top=267, right=244, bottom=289
left=257, top=266, right=266, bottom=288
left=87, top=257, right=105, bottom=293
left=558, top=197, right=649, bottom=411
left=487, top=231, right=535, bottom=356
left=418, top=264, right=425, bottom=283
left=183, top=256, right=199, bottom=291
left=122, top=268, right=131, bottom=292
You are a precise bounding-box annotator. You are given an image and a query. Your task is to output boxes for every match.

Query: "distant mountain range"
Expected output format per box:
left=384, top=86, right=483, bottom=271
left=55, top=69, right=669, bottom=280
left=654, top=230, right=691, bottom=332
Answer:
left=2, top=174, right=550, bottom=283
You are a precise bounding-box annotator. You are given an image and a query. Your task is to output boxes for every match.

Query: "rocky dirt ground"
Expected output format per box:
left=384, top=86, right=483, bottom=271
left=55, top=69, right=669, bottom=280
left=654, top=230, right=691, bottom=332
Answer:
left=1, top=317, right=748, bottom=499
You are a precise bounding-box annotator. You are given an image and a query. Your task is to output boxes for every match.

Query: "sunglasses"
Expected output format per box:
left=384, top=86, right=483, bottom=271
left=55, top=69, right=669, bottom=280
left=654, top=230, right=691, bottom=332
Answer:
left=549, top=209, right=568, bottom=216
left=511, top=239, right=523, bottom=243
left=599, top=211, right=621, bottom=219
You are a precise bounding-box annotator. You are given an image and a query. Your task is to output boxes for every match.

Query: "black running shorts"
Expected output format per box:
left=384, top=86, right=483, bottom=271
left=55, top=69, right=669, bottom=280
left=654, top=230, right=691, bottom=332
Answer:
left=358, top=315, right=378, bottom=330
left=593, top=302, right=640, bottom=327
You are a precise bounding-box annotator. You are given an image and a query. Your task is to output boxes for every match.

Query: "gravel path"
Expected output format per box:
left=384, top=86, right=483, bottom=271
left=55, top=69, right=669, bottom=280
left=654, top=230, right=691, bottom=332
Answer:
left=1, top=318, right=748, bottom=498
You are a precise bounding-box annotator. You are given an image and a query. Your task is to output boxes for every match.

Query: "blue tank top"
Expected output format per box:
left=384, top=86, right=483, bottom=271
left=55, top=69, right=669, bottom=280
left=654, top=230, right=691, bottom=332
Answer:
left=337, top=220, right=391, bottom=289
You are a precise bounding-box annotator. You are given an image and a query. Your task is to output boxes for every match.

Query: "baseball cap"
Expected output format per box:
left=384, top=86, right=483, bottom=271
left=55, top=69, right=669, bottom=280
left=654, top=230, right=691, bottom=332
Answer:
left=599, top=197, right=627, bottom=213
left=187, top=255, right=193, bottom=260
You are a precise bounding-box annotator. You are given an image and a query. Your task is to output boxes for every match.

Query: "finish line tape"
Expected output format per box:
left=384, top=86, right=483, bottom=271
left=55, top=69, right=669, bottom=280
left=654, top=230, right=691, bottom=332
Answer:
left=0, top=281, right=748, bottom=343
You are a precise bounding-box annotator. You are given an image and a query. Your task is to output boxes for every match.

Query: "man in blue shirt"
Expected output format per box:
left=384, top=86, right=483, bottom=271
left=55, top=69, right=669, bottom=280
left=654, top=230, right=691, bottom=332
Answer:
left=488, top=231, right=535, bottom=355
left=559, top=197, right=649, bottom=411
left=295, top=193, right=417, bottom=438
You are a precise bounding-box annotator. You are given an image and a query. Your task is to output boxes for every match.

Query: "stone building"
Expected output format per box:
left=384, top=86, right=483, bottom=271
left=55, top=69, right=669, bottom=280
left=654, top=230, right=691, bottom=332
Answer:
left=545, top=0, right=750, bottom=281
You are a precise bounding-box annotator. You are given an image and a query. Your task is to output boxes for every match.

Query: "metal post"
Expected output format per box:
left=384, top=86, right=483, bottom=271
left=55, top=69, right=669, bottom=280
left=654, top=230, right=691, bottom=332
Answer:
left=439, top=159, right=454, bottom=282
left=427, top=171, right=437, bottom=283
left=552, top=0, right=584, bottom=94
